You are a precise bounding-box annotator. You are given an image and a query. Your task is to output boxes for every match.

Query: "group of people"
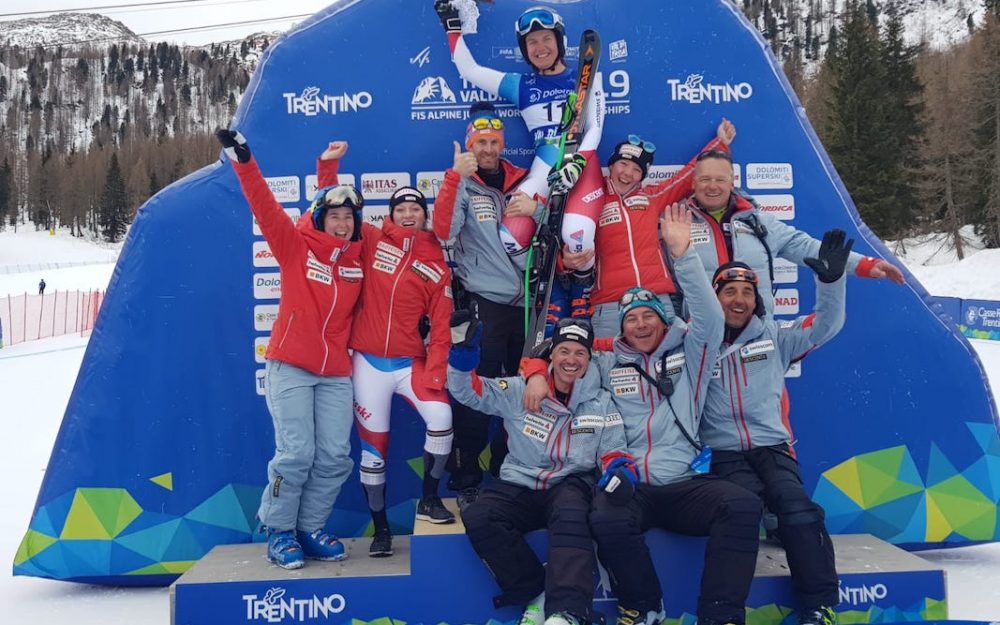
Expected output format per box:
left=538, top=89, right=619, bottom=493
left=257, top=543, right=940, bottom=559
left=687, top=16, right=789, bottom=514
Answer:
left=215, top=3, right=907, bottom=625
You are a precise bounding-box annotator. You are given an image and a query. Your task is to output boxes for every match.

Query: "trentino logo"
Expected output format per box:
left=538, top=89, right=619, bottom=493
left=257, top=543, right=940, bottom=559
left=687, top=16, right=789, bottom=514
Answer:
left=283, top=86, right=373, bottom=116
left=243, top=587, right=346, bottom=622
left=668, top=74, right=753, bottom=104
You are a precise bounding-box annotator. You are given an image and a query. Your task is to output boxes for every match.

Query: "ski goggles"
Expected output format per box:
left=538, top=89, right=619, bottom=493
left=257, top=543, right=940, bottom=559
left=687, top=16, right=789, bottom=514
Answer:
left=516, top=8, right=560, bottom=36
left=470, top=116, right=504, bottom=131
left=314, top=185, right=363, bottom=210
left=713, top=267, right=759, bottom=288
left=627, top=134, right=655, bottom=153
left=619, top=288, right=658, bottom=307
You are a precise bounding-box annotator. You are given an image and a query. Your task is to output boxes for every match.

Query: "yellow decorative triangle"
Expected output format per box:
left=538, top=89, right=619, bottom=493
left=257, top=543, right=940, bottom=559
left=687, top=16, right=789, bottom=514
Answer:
left=61, top=491, right=112, bottom=539
left=924, top=493, right=952, bottom=542
left=150, top=472, right=174, bottom=491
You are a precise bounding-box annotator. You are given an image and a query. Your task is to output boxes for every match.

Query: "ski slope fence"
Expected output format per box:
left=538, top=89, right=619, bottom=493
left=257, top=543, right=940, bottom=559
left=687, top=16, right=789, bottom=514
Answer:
left=0, top=260, right=114, bottom=275
left=0, top=290, right=104, bottom=347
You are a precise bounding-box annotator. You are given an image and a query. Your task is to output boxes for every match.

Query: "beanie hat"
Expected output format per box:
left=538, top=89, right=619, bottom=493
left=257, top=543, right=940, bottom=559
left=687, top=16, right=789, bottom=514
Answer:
left=465, top=102, right=505, bottom=150
left=607, top=136, right=655, bottom=179
left=712, top=261, right=766, bottom=317
left=618, top=287, right=672, bottom=332
left=388, top=186, right=428, bottom=221
left=551, top=318, right=594, bottom=354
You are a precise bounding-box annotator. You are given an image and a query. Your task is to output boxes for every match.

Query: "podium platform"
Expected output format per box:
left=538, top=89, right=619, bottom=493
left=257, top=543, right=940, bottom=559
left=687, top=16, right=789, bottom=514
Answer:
left=171, top=505, right=946, bottom=625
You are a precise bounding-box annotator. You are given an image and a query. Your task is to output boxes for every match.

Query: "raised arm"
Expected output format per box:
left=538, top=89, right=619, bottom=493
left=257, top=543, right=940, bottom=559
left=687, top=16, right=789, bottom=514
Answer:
left=646, top=119, right=734, bottom=213
left=447, top=310, right=527, bottom=417
left=432, top=141, right=477, bottom=242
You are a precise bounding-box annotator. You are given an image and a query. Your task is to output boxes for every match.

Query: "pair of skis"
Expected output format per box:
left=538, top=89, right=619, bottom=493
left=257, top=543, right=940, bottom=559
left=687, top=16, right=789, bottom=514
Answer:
left=522, top=28, right=601, bottom=355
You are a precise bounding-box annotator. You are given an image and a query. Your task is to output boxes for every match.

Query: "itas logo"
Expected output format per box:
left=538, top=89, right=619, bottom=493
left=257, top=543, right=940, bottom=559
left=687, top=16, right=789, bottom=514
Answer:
left=410, top=46, right=431, bottom=67
left=411, top=76, right=506, bottom=120
left=609, top=39, right=628, bottom=62
left=839, top=582, right=887, bottom=606
left=360, top=173, right=411, bottom=200
left=668, top=74, right=753, bottom=104
left=283, top=86, right=373, bottom=117
left=243, top=587, right=346, bottom=622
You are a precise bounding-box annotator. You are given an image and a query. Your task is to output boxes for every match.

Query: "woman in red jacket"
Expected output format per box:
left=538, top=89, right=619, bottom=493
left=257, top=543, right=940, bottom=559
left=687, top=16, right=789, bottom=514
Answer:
left=317, top=142, right=455, bottom=558
left=217, top=130, right=364, bottom=571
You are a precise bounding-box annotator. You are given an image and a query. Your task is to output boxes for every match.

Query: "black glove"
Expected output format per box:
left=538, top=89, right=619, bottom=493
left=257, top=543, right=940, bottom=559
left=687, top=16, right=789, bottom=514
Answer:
left=215, top=128, right=251, bottom=164
left=546, top=153, right=587, bottom=195
left=450, top=309, right=482, bottom=348
left=804, top=228, right=854, bottom=283
left=434, top=0, right=461, bottom=33
left=529, top=339, right=553, bottom=361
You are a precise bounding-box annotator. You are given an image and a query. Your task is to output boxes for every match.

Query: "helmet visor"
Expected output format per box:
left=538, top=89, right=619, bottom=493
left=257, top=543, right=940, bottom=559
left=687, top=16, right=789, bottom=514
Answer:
left=317, top=185, right=363, bottom=211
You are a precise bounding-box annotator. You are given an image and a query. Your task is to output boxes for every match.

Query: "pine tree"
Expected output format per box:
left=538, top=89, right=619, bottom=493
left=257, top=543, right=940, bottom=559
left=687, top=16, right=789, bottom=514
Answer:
left=967, top=12, right=1000, bottom=246
left=0, top=158, right=11, bottom=232
left=99, top=152, right=130, bottom=243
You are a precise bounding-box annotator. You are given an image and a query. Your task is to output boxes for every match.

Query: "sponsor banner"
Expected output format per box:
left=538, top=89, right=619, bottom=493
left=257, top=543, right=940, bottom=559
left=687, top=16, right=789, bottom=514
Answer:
left=668, top=73, right=754, bottom=104
left=252, top=241, right=278, bottom=268
left=283, top=86, right=372, bottom=117
left=253, top=209, right=300, bottom=236
left=264, top=176, right=300, bottom=203
left=646, top=165, right=683, bottom=183
left=755, top=193, right=795, bottom=220
left=960, top=299, right=1000, bottom=341
left=305, top=174, right=356, bottom=200
left=253, top=273, right=281, bottom=300
left=360, top=172, right=411, bottom=200
left=364, top=205, right=391, bottom=226
left=746, top=163, right=793, bottom=189
left=732, top=163, right=742, bottom=187
left=410, top=75, right=510, bottom=121
left=254, top=336, right=269, bottom=364
left=609, top=38, right=628, bottom=62
left=774, top=258, right=798, bottom=284
left=255, top=368, right=266, bottom=396
left=416, top=171, right=446, bottom=199
left=773, top=288, right=799, bottom=315
left=242, top=587, right=347, bottom=622
left=786, top=361, right=801, bottom=378
left=254, top=304, right=279, bottom=332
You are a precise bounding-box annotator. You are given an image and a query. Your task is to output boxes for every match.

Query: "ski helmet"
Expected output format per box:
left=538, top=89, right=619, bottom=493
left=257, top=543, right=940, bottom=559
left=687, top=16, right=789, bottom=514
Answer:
left=515, top=6, right=566, bottom=71
left=608, top=134, right=656, bottom=179
left=388, top=186, right=428, bottom=222
left=311, top=184, right=364, bottom=241
left=712, top=261, right=766, bottom=318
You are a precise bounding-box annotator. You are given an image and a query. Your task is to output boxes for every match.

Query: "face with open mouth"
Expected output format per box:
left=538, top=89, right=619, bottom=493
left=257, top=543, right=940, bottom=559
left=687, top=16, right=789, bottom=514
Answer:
left=717, top=282, right=757, bottom=329
left=693, top=157, right=735, bottom=212
left=550, top=342, right=590, bottom=393
left=622, top=308, right=667, bottom=354
left=391, top=201, right=427, bottom=230
left=322, top=206, right=355, bottom=240
left=609, top=159, right=644, bottom=196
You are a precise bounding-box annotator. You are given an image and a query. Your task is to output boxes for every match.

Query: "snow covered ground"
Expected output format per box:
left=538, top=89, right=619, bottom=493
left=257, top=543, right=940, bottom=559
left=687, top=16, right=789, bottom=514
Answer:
left=1, top=227, right=999, bottom=623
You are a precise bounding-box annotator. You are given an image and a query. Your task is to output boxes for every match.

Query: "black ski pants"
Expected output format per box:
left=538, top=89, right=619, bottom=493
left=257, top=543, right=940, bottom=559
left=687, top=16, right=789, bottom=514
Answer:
left=589, top=476, right=762, bottom=624
left=711, top=443, right=839, bottom=610
left=447, top=293, right=521, bottom=489
left=462, top=475, right=596, bottom=617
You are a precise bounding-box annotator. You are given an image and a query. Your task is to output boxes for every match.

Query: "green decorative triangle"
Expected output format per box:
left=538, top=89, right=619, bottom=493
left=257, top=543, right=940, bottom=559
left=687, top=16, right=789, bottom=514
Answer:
left=407, top=456, right=424, bottom=479
left=61, top=490, right=111, bottom=539
left=14, top=529, right=57, bottom=565
left=927, top=474, right=996, bottom=538
left=78, top=488, right=142, bottom=537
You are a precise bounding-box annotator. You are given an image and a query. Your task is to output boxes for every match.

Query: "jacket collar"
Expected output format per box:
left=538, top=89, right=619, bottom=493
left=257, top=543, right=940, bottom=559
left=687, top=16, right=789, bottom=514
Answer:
left=379, top=218, right=445, bottom=261
left=295, top=212, right=361, bottom=264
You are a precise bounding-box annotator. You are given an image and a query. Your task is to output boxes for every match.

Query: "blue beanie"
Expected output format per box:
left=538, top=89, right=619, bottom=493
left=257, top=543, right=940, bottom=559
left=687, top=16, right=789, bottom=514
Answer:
left=619, top=287, right=672, bottom=331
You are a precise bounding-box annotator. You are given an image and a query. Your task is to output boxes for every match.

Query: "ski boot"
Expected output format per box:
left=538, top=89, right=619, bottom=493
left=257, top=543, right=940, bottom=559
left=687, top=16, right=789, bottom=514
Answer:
left=266, top=529, right=305, bottom=570
left=518, top=594, right=545, bottom=625
left=296, top=529, right=347, bottom=562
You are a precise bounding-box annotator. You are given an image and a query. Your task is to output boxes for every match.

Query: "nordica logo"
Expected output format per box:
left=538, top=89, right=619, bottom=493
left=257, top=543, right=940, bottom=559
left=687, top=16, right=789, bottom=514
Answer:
left=839, top=582, right=887, bottom=606
left=243, top=587, right=346, bottom=622
left=668, top=74, right=753, bottom=104
left=283, top=87, right=372, bottom=116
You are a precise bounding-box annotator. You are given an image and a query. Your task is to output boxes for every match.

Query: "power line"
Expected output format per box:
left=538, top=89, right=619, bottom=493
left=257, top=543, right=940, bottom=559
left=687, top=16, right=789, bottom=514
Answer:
left=1, top=0, right=224, bottom=20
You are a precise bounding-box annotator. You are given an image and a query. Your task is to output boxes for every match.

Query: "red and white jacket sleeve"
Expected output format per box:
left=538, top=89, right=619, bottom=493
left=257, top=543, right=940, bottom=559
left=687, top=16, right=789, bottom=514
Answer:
left=233, top=158, right=304, bottom=267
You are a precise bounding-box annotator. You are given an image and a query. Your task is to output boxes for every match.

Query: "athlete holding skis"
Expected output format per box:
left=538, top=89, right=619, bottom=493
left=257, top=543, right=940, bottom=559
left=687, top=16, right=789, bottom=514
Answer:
left=317, top=143, right=455, bottom=558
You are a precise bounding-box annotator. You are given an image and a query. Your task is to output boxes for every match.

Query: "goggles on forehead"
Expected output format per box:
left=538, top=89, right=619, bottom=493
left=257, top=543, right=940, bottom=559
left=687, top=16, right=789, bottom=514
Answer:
left=315, top=185, right=363, bottom=210
left=516, top=8, right=560, bottom=36
left=619, top=289, right=658, bottom=307
left=627, top=134, right=655, bottom=153
left=471, top=116, right=504, bottom=131
left=713, top=267, right=759, bottom=288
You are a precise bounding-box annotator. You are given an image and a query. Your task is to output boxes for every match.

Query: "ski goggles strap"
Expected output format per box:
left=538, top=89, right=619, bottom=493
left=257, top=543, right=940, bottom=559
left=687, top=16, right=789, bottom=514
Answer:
left=713, top=267, right=758, bottom=288
left=516, top=8, right=559, bottom=36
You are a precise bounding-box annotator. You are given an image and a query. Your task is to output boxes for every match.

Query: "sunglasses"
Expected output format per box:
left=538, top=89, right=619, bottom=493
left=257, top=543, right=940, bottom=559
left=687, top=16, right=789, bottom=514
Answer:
left=627, top=134, right=655, bottom=153
left=316, top=185, right=363, bottom=211
left=713, top=267, right=758, bottom=287
left=471, top=117, right=504, bottom=131
left=516, top=8, right=560, bottom=36
left=620, top=289, right=658, bottom=307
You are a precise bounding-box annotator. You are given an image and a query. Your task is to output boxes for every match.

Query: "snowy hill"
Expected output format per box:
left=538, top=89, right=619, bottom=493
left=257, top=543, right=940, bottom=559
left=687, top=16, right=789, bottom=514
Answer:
left=0, top=12, right=144, bottom=48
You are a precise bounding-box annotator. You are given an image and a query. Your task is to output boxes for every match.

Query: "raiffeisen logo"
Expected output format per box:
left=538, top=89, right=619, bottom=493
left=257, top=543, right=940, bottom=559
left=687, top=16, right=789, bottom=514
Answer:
left=243, top=587, right=346, bottom=623
left=667, top=74, right=753, bottom=104
left=283, top=86, right=373, bottom=116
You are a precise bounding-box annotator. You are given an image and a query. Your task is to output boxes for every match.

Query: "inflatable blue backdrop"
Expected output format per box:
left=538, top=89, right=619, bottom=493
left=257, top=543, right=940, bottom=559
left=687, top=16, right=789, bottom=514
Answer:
left=14, top=0, right=1000, bottom=585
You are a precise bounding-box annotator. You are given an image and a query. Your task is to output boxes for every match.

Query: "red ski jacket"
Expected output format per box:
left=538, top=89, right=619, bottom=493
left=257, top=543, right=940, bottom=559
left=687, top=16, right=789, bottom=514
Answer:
left=591, top=138, right=728, bottom=306
left=233, top=158, right=364, bottom=376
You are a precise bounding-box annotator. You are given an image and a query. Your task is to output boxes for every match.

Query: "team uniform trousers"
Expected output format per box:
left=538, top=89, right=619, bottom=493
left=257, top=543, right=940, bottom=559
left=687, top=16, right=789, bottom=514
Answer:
left=258, top=359, right=355, bottom=532
left=449, top=293, right=520, bottom=488
left=463, top=475, right=596, bottom=616
left=589, top=476, right=762, bottom=623
left=711, top=444, right=839, bottom=609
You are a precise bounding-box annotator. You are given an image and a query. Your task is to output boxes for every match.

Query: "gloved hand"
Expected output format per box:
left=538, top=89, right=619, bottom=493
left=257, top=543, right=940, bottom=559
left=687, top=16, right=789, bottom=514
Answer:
left=547, top=153, right=587, bottom=195
left=804, top=228, right=854, bottom=283
left=449, top=309, right=482, bottom=372
left=598, top=454, right=639, bottom=505
left=434, top=0, right=462, bottom=33
left=215, top=128, right=251, bottom=164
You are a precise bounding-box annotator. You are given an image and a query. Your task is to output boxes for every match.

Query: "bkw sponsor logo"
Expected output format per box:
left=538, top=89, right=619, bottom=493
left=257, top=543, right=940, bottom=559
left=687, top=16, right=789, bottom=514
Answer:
left=668, top=74, right=753, bottom=104
left=283, top=87, right=372, bottom=116
left=243, top=587, right=346, bottom=622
